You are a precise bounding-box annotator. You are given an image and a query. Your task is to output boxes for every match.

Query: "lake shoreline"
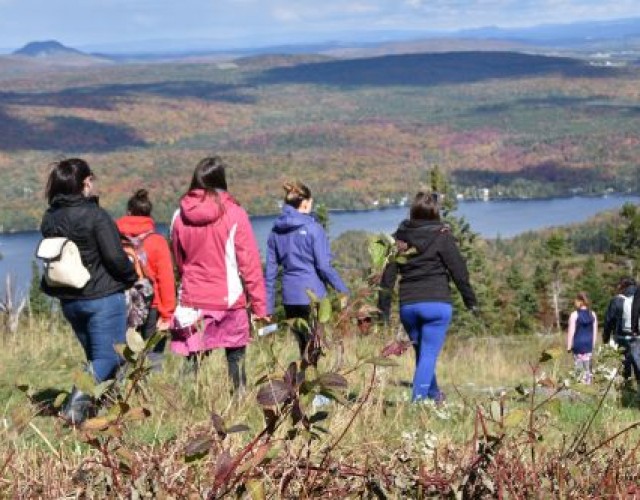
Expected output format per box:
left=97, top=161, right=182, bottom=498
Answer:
left=2, top=192, right=636, bottom=236
left=3, top=194, right=640, bottom=295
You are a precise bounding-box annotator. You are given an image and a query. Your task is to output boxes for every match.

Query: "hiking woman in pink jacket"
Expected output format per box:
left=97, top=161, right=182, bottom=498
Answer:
left=171, top=156, right=268, bottom=391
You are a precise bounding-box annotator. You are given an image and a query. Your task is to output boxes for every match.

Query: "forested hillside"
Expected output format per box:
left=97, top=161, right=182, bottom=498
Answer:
left=1, top=50, right=640, bottom=230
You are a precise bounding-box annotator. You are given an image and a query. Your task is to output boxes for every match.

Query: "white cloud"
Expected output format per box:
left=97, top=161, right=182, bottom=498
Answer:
left=1, top=0, right=640, bottom=48
left=343, top=2, right=380, bottom=14
left=271, top=7, right=301, bottom=22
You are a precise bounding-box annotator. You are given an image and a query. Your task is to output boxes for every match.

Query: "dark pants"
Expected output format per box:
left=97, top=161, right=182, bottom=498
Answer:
left=61, top=292, right=127, bottom=382
left=186, top=346, right=246, bottom=390
left=226, top=347, right=246, bottom=390
left=139, top=308, right=167, bottom=354
left=284, top=304, right=312, bottom=357
left=616, top=336, right=640, bottom=395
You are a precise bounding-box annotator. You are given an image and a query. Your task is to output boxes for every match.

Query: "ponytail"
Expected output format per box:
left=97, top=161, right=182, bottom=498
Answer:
left=127, top=188, right=153, bottom=216
left=283, top=181, right=311, bottom=209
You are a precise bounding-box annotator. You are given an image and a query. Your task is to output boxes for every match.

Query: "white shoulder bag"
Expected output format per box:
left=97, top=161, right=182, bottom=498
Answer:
left=36, top=237, right=90, bottom=289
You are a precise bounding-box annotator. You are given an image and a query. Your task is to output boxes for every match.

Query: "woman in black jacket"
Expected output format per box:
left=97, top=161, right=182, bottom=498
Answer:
left=41, top=158, right=137, bottom=424
left=379, top=192, right=477, bottom=402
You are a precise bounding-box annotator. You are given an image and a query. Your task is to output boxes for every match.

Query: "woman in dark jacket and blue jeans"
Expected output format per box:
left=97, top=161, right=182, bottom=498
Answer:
left=265, top=181, right=349, bottom=358
left=41, top=158, right=137, bottom=424
left=379, top=192, right=477, bottom=402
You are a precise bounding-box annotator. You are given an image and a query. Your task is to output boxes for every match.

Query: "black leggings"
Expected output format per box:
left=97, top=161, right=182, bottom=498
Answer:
left=285, top=304, right=312, bottom=357
left=139, top=308, right=167, bottom=354
left=186, top=347, right=246, bottom=391
left=225, top=347, right=247, bottom=390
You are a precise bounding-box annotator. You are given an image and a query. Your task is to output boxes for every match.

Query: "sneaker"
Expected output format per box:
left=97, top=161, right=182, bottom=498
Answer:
left=147, top=352, right=164, bottom=373
left=61, top=387, right=95, bottom=426
left=312, top=395, right=331, bottom=408
left=433, top=392, right=446, bottom=407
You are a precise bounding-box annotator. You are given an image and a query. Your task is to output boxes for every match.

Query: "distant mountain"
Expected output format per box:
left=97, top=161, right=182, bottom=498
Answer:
left=13, top=40, right=84, bottom=57
left=456, top=17, right=640, bottom=46
left=11, top=40, right=112, bottom=67
left=74, top=17, right=640, bottom=59
left=9, top=16, right=640, bottom=66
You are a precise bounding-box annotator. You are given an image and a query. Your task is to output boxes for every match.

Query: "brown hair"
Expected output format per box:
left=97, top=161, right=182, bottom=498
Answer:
left=45, top=158, right=93, bottom=204
left=127, top=189, right=152, bottom=216
left=575, top=291, right=590, bottom=308
left=617, top=277, right=636, bottom=293
left=409, top=191, right=440, bottom=221
left=189, top=156, right=228, bottom=194
left=283, top=181, right=311, bottom=209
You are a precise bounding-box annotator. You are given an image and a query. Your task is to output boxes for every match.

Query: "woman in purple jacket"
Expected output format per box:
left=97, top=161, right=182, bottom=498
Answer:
left=265, top=181, right=349, bottom=357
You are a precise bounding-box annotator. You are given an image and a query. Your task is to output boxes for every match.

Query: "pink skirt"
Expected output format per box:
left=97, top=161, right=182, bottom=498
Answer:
left=170, top=308, right=250, bottom=356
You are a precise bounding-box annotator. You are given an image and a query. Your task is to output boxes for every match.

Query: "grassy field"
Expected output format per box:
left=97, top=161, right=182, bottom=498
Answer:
left=2, top=309, right=640, bottom=497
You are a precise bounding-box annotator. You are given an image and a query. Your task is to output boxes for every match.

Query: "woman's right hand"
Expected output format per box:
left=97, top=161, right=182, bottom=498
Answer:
left=338, top=294, right=349, bottom=310
left=252, top=315, right=272, bottom=326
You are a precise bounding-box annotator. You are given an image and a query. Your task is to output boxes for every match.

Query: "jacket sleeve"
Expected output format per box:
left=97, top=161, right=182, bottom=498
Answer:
left=171, top=221, right=185, bottom=277
left=567, top=311, right=577, bottom=351
left=40, top=211, right=54, bottom=236
left=265, top=232, right=279, bottom=316
left=603, top=297, right=618, bottom=344
left=148, top=234, right=176, bottom=320
left=631, top=289, right=640, bottom=334
left=235, top=210, right=268, bottom=317
left=94, top=209, right=137, bottom=286
left=438, top=233, right=477, bottom=310
left=378, top=260, right=398, bottom=322
left=311, top=224, right=349, bottom=295
left=592, top=312, right=598, bottom=350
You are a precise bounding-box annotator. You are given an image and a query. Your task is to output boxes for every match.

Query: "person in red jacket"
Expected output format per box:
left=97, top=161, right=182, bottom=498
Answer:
left=117, top=189, right=176, bottom=366
left=171, top=156, right=268, bottom=391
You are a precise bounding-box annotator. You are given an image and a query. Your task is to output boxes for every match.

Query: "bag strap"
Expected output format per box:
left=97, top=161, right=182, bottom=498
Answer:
left=123, top=230, right=157, bottom=278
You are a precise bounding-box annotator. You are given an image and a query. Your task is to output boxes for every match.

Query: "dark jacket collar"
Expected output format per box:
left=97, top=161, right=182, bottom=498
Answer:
left=395, top=219, right=447, bottom=253
left=50, top=194, right=99, bottom=209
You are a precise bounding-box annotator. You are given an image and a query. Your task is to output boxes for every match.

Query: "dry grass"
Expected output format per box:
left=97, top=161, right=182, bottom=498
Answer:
left=2, top=318, right=640, bottom=497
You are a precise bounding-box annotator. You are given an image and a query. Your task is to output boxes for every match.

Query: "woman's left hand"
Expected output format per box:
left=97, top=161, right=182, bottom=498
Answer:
left=157, top=317, right=172, bottom=331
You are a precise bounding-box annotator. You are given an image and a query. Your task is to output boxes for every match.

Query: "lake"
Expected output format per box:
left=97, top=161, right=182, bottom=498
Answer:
left=1, top=195, right=638, bottom=298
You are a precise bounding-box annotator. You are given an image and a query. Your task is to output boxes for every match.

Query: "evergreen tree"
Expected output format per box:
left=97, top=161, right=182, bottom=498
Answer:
left=544, top=232, right=570, bottom=331
left=504, top=262, right=539, bottom=334
left=574, top=255, right=609, bottom=317
left=315, top=203, right=330, bottom=232
left=428, top=165, right=501, bottom=335
left=608, top=202, right=640, bottom=276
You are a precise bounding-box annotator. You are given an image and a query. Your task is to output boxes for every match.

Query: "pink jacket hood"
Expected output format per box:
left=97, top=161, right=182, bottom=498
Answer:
left=179, top=189, right=226, bottom=226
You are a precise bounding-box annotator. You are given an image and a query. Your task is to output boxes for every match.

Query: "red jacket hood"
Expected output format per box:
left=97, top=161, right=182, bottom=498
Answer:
left=116, top=215, right=156, bottom=236
left=179, top=190, right=235, bottom=226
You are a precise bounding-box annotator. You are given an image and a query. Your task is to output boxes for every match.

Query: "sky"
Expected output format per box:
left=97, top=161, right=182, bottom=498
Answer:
left=1, top=0, right=640, bottom=51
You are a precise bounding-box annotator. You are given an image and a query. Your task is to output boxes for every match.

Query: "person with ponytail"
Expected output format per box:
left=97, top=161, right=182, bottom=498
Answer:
left=567, top=292, right=598, bottom=384
left=171, top=156, right=267, bottom=391
left=116, top=189, right=176, bottom=367
left=265, top=181, right=349, bottom=358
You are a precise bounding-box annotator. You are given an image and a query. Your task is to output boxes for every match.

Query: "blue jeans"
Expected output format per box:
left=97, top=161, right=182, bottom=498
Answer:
left=61, top=293, right=127, bottom=382
left=400, top=302, right=452, bottom=402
